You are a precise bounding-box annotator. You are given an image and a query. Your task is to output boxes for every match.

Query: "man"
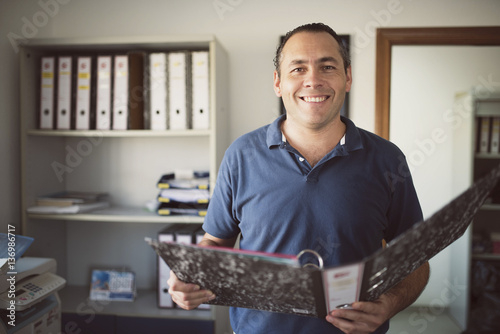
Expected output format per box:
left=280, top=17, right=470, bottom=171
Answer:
left=168, top=23, right=430, bottom=334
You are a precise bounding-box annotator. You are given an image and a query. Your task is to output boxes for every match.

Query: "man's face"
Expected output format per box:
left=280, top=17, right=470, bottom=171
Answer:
left=273, top=31, right=352, bottom=130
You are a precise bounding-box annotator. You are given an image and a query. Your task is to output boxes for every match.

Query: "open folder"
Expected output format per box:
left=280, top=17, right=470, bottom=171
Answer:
left=146, top=163, right=500, bottom=318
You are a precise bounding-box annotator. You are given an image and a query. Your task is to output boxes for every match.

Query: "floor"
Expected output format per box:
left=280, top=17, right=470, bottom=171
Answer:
left=388, top=306, right=462, bottom=334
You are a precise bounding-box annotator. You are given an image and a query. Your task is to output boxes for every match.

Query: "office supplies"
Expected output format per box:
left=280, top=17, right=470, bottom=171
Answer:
left=75, top=56, right=92, bottom=130
left=156, top=224, right=205, bottom=309
left=89, top=269, right=136, bottom=302
left=149, top=52, right=168, bottom=130
left=191, top=51, right=210, bottom=129
left=128, top=52, right=145, bottom=129
left=157, top=188, right=210, bottom=204
left=479, top=117, right=491, bottom=153
left=156, top=170, right=209, bottom=189
left=56, top=56, right=73, bottom=130
left=35, top=191, right=109, bottom=207
left=491, top=117, right=500, bottom=154
left=0, top=256, right=65, bottom=311
left=27, top=201, right=109, bottom=214
left=95, top=56, right=112, bottom=130
left=0, top=257, right=65, bottom=334
left=0, top=233, right=35, bottom=294
left=157, top=202, right=208, bottom=216
left=146, top=162, right=500, bottom=318
left=159, top=178, right=210, bottom=190
left=168, top=52, right=191, bottom=130
left=112, top=55, right=129, bottom=130
left=39, top=57, right=55, bottom=129
left=0, top=272, right=66, bottom=311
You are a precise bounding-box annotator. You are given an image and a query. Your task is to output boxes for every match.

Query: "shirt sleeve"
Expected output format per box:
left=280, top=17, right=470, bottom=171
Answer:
left=384, top=155, right=423, bottom=243
left=202, top=150, right=241, bottom=240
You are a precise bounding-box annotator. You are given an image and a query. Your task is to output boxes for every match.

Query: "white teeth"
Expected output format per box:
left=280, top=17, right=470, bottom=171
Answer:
left=303, top=96, right=327, bottom=102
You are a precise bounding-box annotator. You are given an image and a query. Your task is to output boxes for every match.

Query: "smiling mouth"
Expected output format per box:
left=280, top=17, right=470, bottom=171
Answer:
left=300, top=96, right=329, bottom=103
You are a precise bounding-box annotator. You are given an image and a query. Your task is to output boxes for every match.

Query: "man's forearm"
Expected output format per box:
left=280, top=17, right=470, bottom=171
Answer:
left=199, top=232, right=237, bottom=248
left=199, top=237, right=220, bottom=247
left=385, top=261, right=430, bottom=318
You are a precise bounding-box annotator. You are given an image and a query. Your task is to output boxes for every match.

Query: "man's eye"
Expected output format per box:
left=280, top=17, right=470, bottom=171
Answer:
left=324, top=65, right=336, bottom=70
left=292, top=68, right=304, bottom=72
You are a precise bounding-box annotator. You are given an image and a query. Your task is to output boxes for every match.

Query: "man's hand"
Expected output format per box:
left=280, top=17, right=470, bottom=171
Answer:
left=167, top=232, right=236, bottom=310
left=167, top=270, right=215, bottom=310
left=325, top=293, right=397, bottom=334
left=326, top=261, right=430, bottom=333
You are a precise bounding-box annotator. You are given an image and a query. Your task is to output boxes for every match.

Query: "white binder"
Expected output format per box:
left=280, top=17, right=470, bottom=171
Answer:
left=113, top=55, right=129, bottom=130
left=168, top=52, right=190, bottom=130
left=479, top=117, right=491, bottom=153
left=491, top=117, right=500, bottom=154
left=39, top=57, right=55, bottom=129
left=149, top=53, right=168, bottom=130
left=191, top=51, right=210, bottom=130
left=75, top=57, right=92, bottom=130
left=56, top=56, right=72, bottom=130
left=96, top=56, right=112, bottom=130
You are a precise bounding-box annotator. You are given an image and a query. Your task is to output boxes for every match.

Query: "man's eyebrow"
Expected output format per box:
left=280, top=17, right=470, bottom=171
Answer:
left=319, top=56, right=340, bottom=63
left=288, top=59, right=307, bottom=66
left=287, top=57, right=340, bottom=66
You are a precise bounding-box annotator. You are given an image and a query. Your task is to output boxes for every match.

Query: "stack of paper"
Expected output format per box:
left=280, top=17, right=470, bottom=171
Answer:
left=27, top=191, right=110, bottom=214
left=155, top=171, right=209, bottom=216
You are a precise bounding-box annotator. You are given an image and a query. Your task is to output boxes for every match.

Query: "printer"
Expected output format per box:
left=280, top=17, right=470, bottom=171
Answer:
left=0, top=234, right=66, bottom=334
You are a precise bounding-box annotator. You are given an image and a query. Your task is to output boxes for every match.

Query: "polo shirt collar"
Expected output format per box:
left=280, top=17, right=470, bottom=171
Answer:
left=266, top=114, right=364, bottom=153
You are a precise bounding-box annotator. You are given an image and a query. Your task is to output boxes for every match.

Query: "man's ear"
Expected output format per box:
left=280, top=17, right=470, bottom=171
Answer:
left=273, top=70, right=282, bottom=97
left=345, top=65, right=353, bottom=93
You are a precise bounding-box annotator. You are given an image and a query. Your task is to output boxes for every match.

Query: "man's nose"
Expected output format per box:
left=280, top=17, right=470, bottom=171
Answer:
left=303, top=68, right=323, bottom=88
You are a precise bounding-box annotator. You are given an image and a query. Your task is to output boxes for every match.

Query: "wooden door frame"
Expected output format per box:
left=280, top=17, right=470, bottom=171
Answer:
left=375, top=26, right=500, bottom=139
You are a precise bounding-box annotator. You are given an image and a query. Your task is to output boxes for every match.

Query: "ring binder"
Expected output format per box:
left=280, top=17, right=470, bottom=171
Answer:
left=146, top=162, right=500, bottom=318
left=297, top=249, right=323, bottom=270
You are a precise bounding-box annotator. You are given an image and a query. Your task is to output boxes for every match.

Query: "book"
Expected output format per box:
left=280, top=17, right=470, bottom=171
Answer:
left=89, top=269, right=136, bottom=302
left=146, top=163, right=500, bottom=318
left=36, top=191, right=109, bottom=207
left=27, top=201, right=110, bottom=214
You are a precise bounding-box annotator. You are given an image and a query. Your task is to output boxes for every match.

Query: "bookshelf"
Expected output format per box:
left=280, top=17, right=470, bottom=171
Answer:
left=472, top=94, right=500, bottom=260
left=450, top=91, right=500, bottom=329
left=467, top=93, right=500, bottom=330
left=19, top=35, right=229, bottom=333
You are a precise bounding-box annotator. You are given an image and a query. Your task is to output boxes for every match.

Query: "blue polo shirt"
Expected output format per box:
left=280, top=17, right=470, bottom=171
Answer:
left=203, top=115, right=422, bottom=334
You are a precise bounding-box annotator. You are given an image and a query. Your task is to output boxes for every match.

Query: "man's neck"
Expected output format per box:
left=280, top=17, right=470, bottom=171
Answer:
left=281, top=117, right=346, bottom=167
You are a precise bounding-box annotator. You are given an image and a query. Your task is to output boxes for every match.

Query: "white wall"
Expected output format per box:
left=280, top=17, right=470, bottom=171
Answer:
left=2, top=0, right=500, bottom=305
left=391, top=46, right=500, bottom=311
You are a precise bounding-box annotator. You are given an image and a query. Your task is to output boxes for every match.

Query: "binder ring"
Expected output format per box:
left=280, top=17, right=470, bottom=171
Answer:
left=297, top=249, right=324, bottom=269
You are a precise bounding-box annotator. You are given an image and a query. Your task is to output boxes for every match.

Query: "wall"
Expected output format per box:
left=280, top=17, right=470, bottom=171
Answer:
left=391, top=46, right=500, bottom=318
left=1, top=0, right=500, bottom=307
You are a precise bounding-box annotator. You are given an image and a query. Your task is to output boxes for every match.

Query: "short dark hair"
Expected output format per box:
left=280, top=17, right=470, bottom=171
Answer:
left=273, top=23, right=351, bottom=77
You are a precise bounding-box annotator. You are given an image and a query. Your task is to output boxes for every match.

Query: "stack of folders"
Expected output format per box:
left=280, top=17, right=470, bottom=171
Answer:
left=38, top=50, right=210, bottom=131
left=477, top=116, right=500, bottom=155
left=156, top=171, right=210, bottom=216
left=27, top=191, right=110, bottom=214
left=157, top=223, right=209, bottom=309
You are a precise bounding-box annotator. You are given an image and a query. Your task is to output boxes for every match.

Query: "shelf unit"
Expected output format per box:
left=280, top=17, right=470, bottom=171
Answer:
left=471, top=94, right=500, bottom=259
left=19, top=35, right=229, bottom=333
left=448, top=91, right=500, bottom=329
left=465, top=93, right=500, bottom=331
